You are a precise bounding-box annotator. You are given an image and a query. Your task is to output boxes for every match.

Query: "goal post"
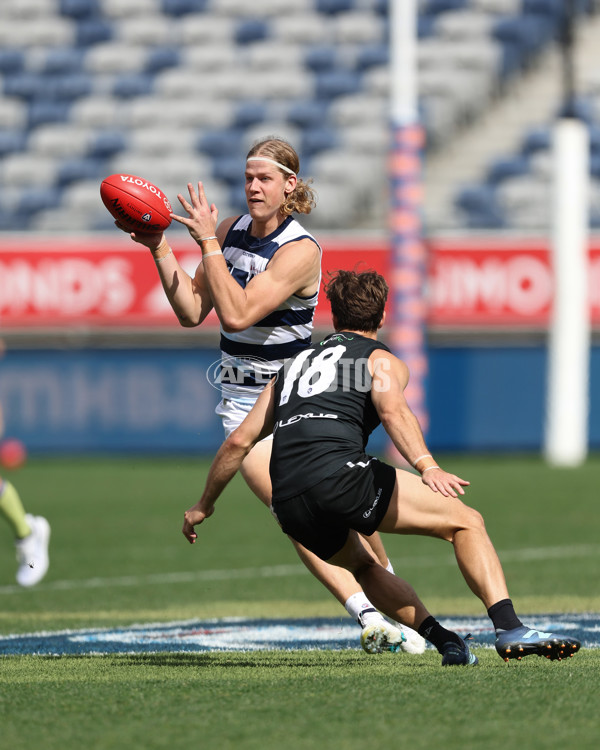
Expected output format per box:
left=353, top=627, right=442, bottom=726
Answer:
left=388, top=0, right=429, bottom=439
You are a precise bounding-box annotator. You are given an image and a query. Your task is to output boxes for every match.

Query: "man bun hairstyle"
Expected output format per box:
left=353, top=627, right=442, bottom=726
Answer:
left=324, top=269, right=389, bottom=333
left=247, top=136, right=316, bottom=216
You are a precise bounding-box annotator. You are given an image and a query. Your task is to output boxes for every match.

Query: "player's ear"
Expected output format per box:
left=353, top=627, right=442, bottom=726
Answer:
left=378, top=311, right=386, bottom=330
left=332, top=313, right=340, bottom=330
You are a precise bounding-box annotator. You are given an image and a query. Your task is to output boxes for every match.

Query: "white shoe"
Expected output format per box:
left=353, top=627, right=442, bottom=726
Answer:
left=15, top=514, right=50, bottom=587
left=396, top=623, right=427, bottom=655
left=360, top=620, right=406, bottom=654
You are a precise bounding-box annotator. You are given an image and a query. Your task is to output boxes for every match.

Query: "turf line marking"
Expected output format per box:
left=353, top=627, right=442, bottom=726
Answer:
left=0, top=543, right=597, bottom=595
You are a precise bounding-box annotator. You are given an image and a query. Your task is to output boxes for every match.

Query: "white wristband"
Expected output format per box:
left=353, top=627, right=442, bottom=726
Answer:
left=154, top=249, right=173, bottom=264
left=201, top=250, right=223, bottom=260
left=421, top=465, right=440, bottom=474
left=412, top=454, right=432, bottom=468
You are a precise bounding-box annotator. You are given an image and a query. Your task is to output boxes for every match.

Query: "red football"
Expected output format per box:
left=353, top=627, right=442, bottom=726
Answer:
left=100, top=173, right=172, bottom=233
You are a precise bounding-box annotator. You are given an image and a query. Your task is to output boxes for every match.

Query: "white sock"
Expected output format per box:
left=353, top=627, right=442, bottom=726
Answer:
left=344, top=592, right=383, bottom=626
left=386, top=559, right=394, bottom=575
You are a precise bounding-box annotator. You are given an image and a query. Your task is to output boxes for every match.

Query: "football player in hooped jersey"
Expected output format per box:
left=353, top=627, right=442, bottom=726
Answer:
left=182, top=269, right=581, bottom=666
left=118, top=136, right=424, bottom=655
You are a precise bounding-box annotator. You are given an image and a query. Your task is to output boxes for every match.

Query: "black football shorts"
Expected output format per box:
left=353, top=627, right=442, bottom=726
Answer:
left=271, top=455, right=397, bottom=561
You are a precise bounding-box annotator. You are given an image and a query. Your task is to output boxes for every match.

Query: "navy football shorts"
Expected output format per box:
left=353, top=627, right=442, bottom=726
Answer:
left=271, top=455, right=397, bottom=561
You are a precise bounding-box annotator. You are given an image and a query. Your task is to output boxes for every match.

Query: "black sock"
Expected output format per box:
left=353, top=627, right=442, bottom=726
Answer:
left=417, top=615, right=463, bottom=654
left=487, top=598, right=523, bottom=633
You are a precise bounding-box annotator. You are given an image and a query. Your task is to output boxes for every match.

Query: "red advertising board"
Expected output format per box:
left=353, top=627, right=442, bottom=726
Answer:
left=1, top=235, right=599, bottom=330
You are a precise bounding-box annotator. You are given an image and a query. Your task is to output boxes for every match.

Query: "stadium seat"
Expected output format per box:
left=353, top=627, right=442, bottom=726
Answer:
left=43, top=47, right=87, bottom=74
left=0, top=98, right=28, bottom=130
left=333, top=12, right=385, bottom=43
left=145, top=47, right=181, bottom=73
left=28, top=101, right=72, bottom=129
left=58, top=0, right=100, bottom=20
left=0, top=130, right=28, bottom=156
left=314, top=70, right=363, bottom=100
left=75, top=18, right=114, bottom=46
left=160, top=0, right=209, bottom=16
left=86, top=44, right=146, bottom=73
left=28, top=124, right=89, bottom=156
left=0, top=49, right=25, bottom=73
left=56, top=156, right=106, bottom=187
left=234, top=18, right=271, bottom=44
left=486, top=154, right=531, bottom=185
left=117, top=17, right=175, bottom=46
left=112, top=73, right=155, bottom=99
left=101, top=0, right=162, bottom=19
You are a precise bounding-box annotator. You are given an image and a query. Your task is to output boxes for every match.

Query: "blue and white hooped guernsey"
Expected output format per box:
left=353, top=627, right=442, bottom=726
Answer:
left=219, top=214, right=321, bottom=401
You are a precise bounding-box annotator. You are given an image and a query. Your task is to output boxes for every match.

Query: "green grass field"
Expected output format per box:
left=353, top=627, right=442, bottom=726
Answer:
left=1, top=455, right=599, bottom=750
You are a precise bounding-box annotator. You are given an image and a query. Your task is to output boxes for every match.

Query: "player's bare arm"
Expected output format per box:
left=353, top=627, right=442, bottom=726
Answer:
left=182, top=381, right=276, bottom=543
left=206, top=238, right=320, bottom=332
left=369, top=350, right=469, bottom=498
left=116, top=223, right=215, bottom=328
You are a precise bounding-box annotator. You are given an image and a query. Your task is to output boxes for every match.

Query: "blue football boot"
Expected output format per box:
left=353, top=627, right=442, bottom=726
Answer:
left=441, top=635, right=478, bottom=666
left=495, top=626, right=581, bottom=662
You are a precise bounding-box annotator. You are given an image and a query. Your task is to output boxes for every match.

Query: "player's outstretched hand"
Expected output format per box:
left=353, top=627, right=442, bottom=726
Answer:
left=421, top=468, right=469, bottom=498
left=182, top=502, right=215, bottom=544
left=171, top=182, right=219, bottom=245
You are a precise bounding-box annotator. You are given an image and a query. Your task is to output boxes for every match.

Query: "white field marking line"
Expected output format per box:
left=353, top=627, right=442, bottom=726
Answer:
left=0, top=543, right=598, bottom=596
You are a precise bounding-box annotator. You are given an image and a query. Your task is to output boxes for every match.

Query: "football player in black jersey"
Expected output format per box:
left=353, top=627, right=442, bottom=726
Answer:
left=182, top=269, right=581, bottom=665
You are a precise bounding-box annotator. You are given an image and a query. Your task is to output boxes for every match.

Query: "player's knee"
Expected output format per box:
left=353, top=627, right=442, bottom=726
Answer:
left=459, top=504, right=486, bottom=534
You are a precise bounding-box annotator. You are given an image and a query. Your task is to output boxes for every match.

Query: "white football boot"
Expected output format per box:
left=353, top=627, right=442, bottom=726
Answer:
left=15, top=514, right=50, bottom=587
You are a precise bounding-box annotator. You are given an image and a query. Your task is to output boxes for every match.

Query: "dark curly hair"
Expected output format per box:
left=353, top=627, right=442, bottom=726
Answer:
left=324, top=269, right=389, bottom=332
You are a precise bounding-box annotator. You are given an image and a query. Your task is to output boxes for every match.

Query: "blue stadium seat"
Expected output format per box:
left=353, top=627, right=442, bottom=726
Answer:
left=145, top=47, right=181, bottom=73
left=0, top=49, right=25, bottom=74
left=486, top=155, right=531, bottom=186
left=0, top=131, right=28, bottom=156
left=314, top=70, right=362, bottom=100
left=56, top=157, right=105, bottom=187
left=304, top=46, right=338, bottom=73
left=4, top=73, right=44, bottom=101
left=197, top=130, right=246, bottom=157
left=316, top=0, right=355, bottom=15
left=235, top=19, right=270, bottom=45
left=59, top=0, right=100, bottom=19
left=16, top=187, right=62, bottom=217
left=89, top=130, right=128, bottom=158
left=45, top=74, right=94, bottom=101
left=521, top=127, right=551, bottom=156
left=232, top=101, right=268, bottom=129
left=161, top=0, right=209, bottom=16
left=112, top=74, right=154, bottom=99
left=28, top=101, right=72, bottom=129
left=43, top=48, right=86, bottom=74
left=212, top=155, right=244, bottom=186
left=455, top=185, right=505, bottom=229
left=286, top=100, right=330, bottom=128
left=75, top=18, right=113, bottom=46
left=300, top=127, right=340, bottom=157
left=356, top=43, right=389, bottom=71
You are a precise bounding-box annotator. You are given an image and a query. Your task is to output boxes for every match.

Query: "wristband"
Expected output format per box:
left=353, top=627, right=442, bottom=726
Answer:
left=201, top=250, right=223, bottom=260
left=412, top=454, right=432, bottom=468
left=421, top=465, right=440, bottom=474
left=154, top=249, right=173, bottom=264
left=198, top=235, right=218, bottom=243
